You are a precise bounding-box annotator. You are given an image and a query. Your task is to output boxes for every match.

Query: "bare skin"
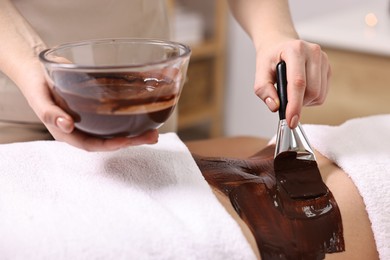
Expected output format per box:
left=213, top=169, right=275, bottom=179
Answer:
left=186, top=136, right=378, bottom=260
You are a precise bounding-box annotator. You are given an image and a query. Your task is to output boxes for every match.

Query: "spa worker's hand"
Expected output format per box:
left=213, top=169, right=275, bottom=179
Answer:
left=228, top=0, right=331, bottom=129
left=21, top=61, right=159, bottom=152
left=0, top=0, right=158, bottom=151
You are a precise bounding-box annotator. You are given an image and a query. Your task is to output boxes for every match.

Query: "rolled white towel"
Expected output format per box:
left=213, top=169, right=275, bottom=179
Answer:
left=304, top=114, right=390, bottom=260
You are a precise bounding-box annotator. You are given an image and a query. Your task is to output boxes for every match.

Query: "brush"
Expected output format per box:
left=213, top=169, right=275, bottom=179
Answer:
left=274, top=60, right=328, bottom=199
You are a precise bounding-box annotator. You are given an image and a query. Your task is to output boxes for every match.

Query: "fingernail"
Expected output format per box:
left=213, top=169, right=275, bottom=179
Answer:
left=265, top=97, right=279, bottom=112
left=290, top=115, right=299, bottom=129
left=56, top=117, right=72, bottom=133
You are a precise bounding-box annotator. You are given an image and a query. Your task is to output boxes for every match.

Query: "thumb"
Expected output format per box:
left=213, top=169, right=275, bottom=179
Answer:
left=38, top=102, right=75, bottom=134
left=254, top=67, right=280, bottom=112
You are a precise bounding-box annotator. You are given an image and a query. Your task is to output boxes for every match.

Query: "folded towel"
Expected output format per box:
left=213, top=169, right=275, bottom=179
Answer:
left=0, top=133, right=255, bottom=260
left=303, top=114, right=390, bottom=260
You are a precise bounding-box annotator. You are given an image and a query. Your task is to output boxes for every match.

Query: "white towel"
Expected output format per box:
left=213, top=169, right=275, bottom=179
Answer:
left=0, top=133, right=255, bottom=260
left=303, top=114, right=390, bottom=260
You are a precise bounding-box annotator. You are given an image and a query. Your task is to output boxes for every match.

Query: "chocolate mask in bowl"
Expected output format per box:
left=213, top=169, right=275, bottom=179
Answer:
left=40, top=38, right=191, bottom=138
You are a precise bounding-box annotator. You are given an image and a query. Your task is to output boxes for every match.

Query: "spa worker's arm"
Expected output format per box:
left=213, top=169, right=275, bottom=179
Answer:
left=228, top=0, right=331, bottom=129
left=0, top=0, right=157, bottom=151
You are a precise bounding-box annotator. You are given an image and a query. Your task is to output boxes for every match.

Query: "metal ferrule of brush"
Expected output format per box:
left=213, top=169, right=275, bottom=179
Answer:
left=275, top=120, right=316, bottom=161
left=274, top=60, right=316, bottom=161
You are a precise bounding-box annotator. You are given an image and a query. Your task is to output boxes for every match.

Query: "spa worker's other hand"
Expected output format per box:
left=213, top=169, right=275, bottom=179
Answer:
left=0, top=1, right=158, bottom=151
left=228, top=0, right=331, bottom=129
left=12, top=58, right=158, bottom=151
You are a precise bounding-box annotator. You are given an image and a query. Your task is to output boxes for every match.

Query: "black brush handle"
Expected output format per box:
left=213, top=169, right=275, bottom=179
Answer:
left=276, top=61, right=288, bottom=120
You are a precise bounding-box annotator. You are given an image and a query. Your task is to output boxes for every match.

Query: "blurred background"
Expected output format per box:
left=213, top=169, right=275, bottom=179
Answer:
left=170, top=0, right=390, bottom=141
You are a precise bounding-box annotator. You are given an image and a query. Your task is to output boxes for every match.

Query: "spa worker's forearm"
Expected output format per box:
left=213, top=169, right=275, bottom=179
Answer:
left=227, top=0, right=298, bottom=50
left=0, top=0, right=47, bottom=90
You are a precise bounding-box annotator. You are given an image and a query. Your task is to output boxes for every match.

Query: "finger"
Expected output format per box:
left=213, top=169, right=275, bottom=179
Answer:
left=325, top=60, right=332, bottom=98
left=254, top=60, right=280, bottom=112
left=316, top=53, right=331, bottom=105
left=303, top=52, right=322, bottom=106
left=305, top=52, right=331, bottom=106
left=39, top=103, right=75, bottom=134
left=27, top=79, right=75, bottom=134
left=281, top=55, right=306, bottom=129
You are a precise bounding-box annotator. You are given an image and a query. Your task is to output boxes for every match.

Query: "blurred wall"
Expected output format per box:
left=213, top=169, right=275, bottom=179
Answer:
left=224, top=0, right=367, bottom=139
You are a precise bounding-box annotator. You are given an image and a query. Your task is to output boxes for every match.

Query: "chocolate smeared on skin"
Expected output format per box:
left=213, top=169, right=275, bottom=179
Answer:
left=194, top=145, right=345, bottom=260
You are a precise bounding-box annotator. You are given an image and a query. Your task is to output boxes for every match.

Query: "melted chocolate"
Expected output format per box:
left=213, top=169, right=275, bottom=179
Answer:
left=274, top=151, right=328, bottom=199
left=194, top=145, right=345, bottom=260
left=50, top=71, right=178, bottom=137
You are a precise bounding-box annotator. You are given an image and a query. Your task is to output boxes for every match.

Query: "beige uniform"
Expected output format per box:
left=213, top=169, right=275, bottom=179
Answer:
left=0, top=0, right=176, bottom=143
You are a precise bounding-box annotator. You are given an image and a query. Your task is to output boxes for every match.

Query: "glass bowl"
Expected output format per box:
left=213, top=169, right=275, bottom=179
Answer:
left=39, top=38, right=191, bottom=138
